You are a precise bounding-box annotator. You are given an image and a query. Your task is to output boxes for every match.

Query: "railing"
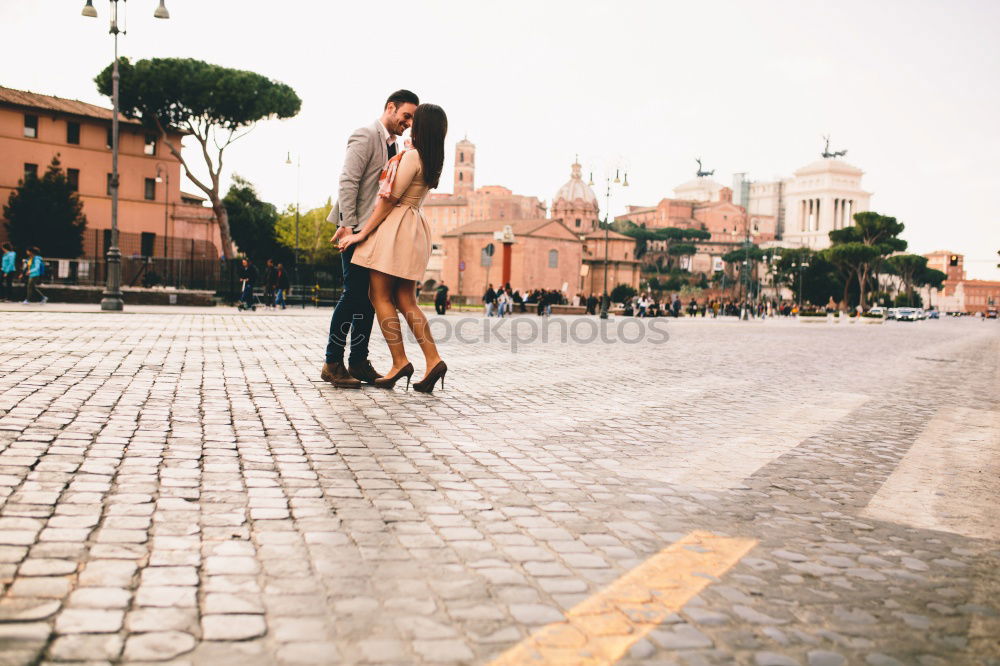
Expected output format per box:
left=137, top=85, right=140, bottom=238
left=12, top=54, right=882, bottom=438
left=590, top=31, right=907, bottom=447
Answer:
left=35, top=257, right=345, bottom=305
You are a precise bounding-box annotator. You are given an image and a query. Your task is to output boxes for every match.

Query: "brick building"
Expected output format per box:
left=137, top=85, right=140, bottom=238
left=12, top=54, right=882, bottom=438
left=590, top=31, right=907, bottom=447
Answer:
left=422, top=138, right=544, bottom=286
left=922, top=251, right=1000, bottom=314
left=0, top=86, right=220, bottom=260
left=441, top=219, right=584, bottom=300
left=615, top=179, right=776, bottom=274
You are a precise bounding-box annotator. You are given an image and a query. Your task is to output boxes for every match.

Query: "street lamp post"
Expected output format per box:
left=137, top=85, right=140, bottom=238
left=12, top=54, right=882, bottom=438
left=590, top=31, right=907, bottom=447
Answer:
left=796, top=259, right=809, bottom=309
left=155, top=163, right=170, bottom=282
left=590, top=168, right=628, bottom=319
left=285, top=152, right=303, bottom=309
left=84, top=0, right=170, bottom=311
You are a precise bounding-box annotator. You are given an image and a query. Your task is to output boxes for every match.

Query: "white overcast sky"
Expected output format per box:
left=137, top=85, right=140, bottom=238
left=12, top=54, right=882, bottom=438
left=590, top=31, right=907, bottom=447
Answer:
left=3, top=0, right=998, bottom=278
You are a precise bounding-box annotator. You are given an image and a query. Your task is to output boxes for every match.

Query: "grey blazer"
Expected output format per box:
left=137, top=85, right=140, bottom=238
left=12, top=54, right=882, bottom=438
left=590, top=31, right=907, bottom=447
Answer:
left=328, top=121, right=390, bottom=230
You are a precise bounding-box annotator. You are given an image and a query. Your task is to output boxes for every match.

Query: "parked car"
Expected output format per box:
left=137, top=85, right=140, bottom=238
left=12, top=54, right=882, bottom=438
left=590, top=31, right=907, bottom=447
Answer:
left=886, top=308, right=898, bottom=320
left=868, top=306, right=886, bottom=317
left=896, top=307, right=920, bottom=321
left=987, top=309, right=998, bottom=319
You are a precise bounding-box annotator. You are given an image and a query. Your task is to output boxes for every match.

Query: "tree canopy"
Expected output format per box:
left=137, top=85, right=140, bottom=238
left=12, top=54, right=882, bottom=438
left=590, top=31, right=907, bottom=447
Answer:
left=615, top=220, right=710, bottom=268
left=824, top=211, right=907, bottom=309
left=275, top=200, right=340, bottom=265
left=95, top=57, right=302, bottom=260
left=223, top=175, right=291, bottom=265
left=3, top=154, right=87, bottom=258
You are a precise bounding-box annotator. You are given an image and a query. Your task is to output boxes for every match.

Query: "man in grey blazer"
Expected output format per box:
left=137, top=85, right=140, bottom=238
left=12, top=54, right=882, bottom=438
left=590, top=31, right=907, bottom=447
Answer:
left=321, top=89, right=419, bottom=388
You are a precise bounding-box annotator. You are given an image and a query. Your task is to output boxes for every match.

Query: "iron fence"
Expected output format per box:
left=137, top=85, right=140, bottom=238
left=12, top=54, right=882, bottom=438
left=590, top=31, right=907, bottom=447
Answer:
left=37, top=256, right=345, bottom=305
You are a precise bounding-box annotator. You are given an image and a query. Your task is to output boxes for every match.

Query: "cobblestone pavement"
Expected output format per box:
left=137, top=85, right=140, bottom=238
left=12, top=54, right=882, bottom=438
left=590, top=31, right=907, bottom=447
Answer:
left=0, top=310, right=998, bottom=666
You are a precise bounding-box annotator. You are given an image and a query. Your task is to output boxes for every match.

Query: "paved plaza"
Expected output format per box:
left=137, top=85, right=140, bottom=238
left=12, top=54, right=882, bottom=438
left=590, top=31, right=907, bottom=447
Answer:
left=0, top=309, right=998, bottom=665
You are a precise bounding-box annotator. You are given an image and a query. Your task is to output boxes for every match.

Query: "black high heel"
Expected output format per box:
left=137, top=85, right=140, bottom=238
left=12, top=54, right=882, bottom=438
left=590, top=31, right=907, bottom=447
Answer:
left=374, top=362, right=414, bottom=390
left=413, top=361, right=447, bottom=393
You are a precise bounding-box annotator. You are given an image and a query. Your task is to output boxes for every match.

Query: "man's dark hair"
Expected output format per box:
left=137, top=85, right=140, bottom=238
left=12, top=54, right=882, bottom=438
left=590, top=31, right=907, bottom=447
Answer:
left=1, top=242, right=11, bottom=251
left=385, top=89, right=419, bottom=110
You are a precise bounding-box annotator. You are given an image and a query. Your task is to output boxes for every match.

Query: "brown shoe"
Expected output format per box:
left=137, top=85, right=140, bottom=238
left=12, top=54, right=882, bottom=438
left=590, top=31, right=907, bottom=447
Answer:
left=321, top=361, right=362, bottom=388
left=348, top=359, right=383, bottom=384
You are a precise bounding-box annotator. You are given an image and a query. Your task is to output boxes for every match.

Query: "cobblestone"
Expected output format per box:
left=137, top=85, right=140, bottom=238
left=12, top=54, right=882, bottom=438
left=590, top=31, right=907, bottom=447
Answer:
left=0, top=311, right=997, bottom=664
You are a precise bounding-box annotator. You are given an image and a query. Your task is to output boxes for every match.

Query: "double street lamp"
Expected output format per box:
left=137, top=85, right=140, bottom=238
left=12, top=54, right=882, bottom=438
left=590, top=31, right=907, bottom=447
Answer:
left=589, top=167, right=629, bottom=319
left=83, top=0, right=171, bottom=311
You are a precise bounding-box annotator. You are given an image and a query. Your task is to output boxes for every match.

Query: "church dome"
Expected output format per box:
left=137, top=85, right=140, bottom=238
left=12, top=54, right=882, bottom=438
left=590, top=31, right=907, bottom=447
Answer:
left=553, top=160, right=598, bottom=206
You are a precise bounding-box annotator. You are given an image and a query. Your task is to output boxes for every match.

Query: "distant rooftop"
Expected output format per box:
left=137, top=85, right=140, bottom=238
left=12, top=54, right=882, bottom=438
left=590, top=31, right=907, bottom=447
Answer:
left=0, top=85, right=141, bottom=126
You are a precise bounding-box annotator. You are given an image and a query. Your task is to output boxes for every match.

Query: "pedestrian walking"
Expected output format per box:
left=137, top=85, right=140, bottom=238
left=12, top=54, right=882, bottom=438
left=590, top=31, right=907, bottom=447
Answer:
left=434, top=282, right=449, bottom=315
left=1, top=243, right=16, bottom=302
left=237, top=258, right=258, bottom=310
left=483, top=283, right=497, bottom=317
left=274, top=263, right=289, bottom=309
left=263, top=259, right=277, bottom=309
left=21, top=246, right=47, bottom=304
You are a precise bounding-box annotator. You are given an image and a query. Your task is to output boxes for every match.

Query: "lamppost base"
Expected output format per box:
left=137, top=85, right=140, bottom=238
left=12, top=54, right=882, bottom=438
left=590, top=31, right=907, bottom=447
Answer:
left=100, top=296, right=125, bottom=311
left=102, top=245, right=124, bottom=312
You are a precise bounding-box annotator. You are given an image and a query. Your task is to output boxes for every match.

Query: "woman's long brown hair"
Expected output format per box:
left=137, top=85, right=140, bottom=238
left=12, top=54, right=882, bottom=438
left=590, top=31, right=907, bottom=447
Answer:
left=411, top=104, right=447, bottom=189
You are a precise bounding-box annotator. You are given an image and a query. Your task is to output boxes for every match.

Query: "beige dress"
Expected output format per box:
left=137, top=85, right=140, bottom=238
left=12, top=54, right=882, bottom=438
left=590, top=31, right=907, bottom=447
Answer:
left=351, top=149, right=431, bottom=281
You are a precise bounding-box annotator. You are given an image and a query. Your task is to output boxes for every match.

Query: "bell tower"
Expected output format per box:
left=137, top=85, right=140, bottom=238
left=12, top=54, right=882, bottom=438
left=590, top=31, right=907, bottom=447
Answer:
left=454, top=137, right=475, bottom=195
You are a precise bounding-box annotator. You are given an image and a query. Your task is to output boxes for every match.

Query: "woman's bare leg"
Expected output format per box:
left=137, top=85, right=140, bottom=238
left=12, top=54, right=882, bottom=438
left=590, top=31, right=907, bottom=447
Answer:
left=393, top=279, right=442, bottom=379
left=369, top=270, right=409, bottom=373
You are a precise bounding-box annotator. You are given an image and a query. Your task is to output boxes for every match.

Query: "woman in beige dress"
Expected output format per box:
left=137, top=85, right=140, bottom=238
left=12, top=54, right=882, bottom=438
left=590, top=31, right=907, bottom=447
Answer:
left=338, top=104, right=448, bottom=393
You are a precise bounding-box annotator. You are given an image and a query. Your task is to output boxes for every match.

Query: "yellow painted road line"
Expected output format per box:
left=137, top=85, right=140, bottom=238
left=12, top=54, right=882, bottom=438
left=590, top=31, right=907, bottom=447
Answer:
left=488, top=530, right=757, bottom=666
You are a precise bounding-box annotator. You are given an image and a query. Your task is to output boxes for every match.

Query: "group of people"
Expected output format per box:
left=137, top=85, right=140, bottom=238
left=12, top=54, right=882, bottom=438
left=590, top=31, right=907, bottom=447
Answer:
left=1, top=243, right=48, bottom=305
left=620, top=294, right=806, bottom=319
left=318, top=89, right=449, bottom=394
left=482, top=285, right=566, bottom=317
left=237, top=258, right=291, bottom=310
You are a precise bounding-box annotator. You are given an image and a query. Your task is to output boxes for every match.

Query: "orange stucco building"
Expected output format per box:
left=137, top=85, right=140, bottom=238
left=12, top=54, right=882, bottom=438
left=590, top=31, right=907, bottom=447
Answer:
left=421, top=138, right=550, bottom=287
left=0, top=86, right=220, bottom=260
left=442, top=219, right=584, bottom=299
left=922, top=251, right=1000, bottom=314
left=615, top=183, right=776, bottom=274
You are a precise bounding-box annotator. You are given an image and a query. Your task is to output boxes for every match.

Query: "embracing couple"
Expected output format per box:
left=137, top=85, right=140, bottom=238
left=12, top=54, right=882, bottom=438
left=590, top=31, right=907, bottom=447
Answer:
left=320, top=89, right=448, bottom=393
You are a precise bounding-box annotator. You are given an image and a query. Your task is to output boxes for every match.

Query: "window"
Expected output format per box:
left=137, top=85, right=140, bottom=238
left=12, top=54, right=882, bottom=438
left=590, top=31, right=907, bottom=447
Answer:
left=106, top=173, right=114, bottom=196
left=23, top=114, right=38, bottom=138
left=548, top=249, right=558, bottom=268
left=144, top=135, right=157, bottom=156
left=140, top=232, right=156, bottom=258
left=67, top=168, right=80, bottom=192
left=144, top=178, right=156, bottom=201
left=67, top=121, right=81, bottom=145
left=575, top=218, right=581, bottom=228
left=106, top=127, right=113, bottom=149
left=459, top=152, right=464, bottom=163
left=24, top=163, right=38, bottom=180
left=459, top=172, right=464, bottom=181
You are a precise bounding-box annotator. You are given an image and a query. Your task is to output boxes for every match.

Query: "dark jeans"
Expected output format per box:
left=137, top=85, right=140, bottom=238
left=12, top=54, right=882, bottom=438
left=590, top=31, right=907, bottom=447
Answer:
left=435, top=300, right=446, bottom=315
left=26, top=276, right=45, bottom=302
left=1, top=272, right=14, bottom=301
left=239, top=282, right=254, bottom=307
left=326, top=244, right=375, bottom=365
